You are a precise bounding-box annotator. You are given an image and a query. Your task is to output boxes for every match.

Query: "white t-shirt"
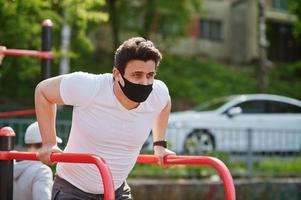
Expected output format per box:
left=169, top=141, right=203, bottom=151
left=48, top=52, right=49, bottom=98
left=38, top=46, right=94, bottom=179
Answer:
left=56, top=72, right=169, bottom=194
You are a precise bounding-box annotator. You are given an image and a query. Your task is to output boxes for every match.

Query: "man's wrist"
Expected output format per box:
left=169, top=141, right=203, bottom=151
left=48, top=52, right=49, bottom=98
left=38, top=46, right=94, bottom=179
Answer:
left=42, top=142, right=58, bottom=147
left=153, top=140, right=167, bottom=148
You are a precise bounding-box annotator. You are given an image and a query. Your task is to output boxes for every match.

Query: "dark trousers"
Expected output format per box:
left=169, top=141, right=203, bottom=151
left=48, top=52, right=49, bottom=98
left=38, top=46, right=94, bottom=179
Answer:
left=52, top=176, right=133, bottom=200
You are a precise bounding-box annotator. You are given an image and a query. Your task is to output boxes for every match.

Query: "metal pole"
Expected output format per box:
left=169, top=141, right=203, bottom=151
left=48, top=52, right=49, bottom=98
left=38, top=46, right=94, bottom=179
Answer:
left=246, top=128, right=253, bottom=177
left=0, top=127, right=15, bottom=200
left=0, top=151, right=115, bottom=200
left=59, top=12, right=71, bottom=75
left=258, top=0, right=269, bottom=92
left=137, top=154, right=236, bottom=200
left=0, top=109, right=36, bottom=118
left=0, top=49, right=53, bottom=59
left=41, top=19, right=53, bottom=80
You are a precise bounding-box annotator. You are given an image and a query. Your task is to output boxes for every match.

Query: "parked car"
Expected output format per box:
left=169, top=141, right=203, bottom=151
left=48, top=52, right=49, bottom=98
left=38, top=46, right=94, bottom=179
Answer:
left=165, top=94, right=301, bottom=154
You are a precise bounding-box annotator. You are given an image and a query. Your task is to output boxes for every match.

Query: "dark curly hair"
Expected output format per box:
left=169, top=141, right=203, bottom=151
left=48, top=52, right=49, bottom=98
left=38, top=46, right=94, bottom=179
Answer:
left=114, top=37, right=162, bottom=75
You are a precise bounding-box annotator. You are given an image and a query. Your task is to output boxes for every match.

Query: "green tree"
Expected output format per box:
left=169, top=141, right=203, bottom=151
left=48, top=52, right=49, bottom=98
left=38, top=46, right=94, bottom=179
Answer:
left=105, top=0, right=202, bottom=49
left=289, top=0, right=301, bottom=36
left=0, top=0, right=107, bottom=106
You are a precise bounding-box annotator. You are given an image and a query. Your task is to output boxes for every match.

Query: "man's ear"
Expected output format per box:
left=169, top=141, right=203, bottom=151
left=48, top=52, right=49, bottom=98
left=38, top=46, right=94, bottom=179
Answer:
left=112, top=67, right=118, bottom=77
left=112, top=67, right=124, bottom=86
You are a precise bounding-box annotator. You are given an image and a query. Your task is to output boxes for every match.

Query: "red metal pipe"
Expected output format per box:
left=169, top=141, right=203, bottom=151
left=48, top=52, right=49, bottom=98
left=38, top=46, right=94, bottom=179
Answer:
left=0, top=151, right=235, bottom=200
left=137, top=154, right=236, bottom=200
left=0, top=49, right=53, bottom=59
left=0, top=151, right=115, bottom=200
left=0, top=109, right=36, bottom=118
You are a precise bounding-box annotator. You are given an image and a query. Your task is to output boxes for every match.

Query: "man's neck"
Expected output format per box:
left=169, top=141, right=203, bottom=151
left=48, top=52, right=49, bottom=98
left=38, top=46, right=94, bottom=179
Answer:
left=113, top=82, right=139, bottom=110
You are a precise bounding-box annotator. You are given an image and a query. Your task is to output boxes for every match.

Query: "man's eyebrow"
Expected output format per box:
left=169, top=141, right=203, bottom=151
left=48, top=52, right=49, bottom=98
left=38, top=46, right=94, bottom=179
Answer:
left=131, top=71, right=156, bottom=74
left=131, top=71, right=144, bottom=74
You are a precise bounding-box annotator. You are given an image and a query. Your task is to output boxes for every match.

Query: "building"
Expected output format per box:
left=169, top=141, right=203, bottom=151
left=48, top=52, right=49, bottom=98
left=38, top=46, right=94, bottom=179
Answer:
left=170, top=0, right=300, bottom=64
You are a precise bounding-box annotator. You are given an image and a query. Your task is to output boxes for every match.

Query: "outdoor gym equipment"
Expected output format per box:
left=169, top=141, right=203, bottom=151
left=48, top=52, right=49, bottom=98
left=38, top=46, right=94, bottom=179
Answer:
left=0, top=127, right=236, bottom=200
left=0, top=19, right=53, bottom=80
left=0, top=19, right=53, bottom=118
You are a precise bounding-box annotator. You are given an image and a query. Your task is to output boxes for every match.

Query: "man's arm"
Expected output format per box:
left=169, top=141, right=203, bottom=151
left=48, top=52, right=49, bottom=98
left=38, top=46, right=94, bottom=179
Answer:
left=35, top=76, right=64, bottom=165
left=152, top=97, right=176, bottom=165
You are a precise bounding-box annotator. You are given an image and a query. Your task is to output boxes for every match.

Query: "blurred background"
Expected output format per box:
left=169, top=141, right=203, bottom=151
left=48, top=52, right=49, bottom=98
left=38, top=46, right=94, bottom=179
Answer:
left=0, top=0, right=301, bottom=199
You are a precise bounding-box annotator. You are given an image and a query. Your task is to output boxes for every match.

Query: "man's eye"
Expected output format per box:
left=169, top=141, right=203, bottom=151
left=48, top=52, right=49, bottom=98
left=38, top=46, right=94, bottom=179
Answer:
left=133, top=73, right=142, bottom=78
left=147, top=73, right=156, bottom=78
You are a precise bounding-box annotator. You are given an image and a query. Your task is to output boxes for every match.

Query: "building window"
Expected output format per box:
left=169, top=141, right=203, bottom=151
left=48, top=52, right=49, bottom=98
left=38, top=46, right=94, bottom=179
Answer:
left=200, top=20, right=223, bottom=41
left=272, top=0, right=288, bottom=10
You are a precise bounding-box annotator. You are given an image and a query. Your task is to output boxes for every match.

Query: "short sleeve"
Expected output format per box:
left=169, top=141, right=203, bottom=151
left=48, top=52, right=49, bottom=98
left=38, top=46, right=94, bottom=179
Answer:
left=153, top=80, right=170, bottom=109
left=60, top=72, right=100, bottom=107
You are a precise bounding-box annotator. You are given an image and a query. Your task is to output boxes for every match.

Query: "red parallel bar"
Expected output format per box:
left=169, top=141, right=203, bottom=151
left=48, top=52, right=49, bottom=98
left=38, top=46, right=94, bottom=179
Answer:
left=137, top=154, right=236, bottom=200
left=0, top=151, right=115, bottom=200
left=0, top=49, right=53, bottom=59
left=0, top=109, right=36, bottom=118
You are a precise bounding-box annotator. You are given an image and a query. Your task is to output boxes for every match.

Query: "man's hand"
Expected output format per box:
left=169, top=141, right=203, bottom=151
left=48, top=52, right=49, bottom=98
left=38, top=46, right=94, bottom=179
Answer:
left=37, top=143, right=63, bottom=165
left=154, top=146, right=176, bottom=166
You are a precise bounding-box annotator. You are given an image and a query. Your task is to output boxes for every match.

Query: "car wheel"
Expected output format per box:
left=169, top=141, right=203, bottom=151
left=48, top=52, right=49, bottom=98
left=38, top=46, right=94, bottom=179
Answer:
left=184, top=129, right=215, bottom=154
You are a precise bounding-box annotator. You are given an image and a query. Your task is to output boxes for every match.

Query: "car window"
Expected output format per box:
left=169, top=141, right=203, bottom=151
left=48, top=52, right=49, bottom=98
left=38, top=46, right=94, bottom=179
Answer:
left=194, top=96, right=235, bottom=111
left=230, top=100, right=301, bottom=114
left=235, top=100, right=267, bottom=114
left=267, top=100, right=301, bottom=113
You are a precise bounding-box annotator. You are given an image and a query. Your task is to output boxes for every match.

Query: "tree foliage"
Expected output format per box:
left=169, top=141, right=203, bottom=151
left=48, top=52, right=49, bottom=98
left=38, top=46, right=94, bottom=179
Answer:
left=289, top=0, right=301, bottom=36
left=106, top=0, right=202, bottom=49
left=0, top=0, right=202, bottom=107
left=0, top=0, right=107, bottom=106
left=0, top=0, right=300, bottom=111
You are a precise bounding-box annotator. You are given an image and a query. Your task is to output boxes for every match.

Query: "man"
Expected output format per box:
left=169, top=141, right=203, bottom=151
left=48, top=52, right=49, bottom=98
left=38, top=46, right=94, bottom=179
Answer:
left=14, top=121, right=62, bottom=200
left=35, top=37, right=175, bottom=200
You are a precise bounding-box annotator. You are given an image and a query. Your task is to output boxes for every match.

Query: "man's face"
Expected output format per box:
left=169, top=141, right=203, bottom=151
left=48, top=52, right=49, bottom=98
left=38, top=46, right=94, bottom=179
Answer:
left=119, top=59, right=156, bottom=86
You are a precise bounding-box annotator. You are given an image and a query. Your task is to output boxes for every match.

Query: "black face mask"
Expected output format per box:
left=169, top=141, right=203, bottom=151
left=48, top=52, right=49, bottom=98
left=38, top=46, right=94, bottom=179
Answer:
left=118, top=75, right=153, bottom=103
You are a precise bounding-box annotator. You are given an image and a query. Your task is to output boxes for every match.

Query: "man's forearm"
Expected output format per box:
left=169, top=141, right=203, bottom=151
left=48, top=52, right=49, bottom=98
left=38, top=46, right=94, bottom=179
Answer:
left=35, top=83, right=58, bottom=145
left=152, top=99, right=171, bottom=142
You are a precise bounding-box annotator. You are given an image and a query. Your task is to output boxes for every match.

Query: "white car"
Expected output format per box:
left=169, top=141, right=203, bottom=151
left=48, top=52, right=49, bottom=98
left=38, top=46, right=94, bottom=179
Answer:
left=165, top=94, right=301, bottom=154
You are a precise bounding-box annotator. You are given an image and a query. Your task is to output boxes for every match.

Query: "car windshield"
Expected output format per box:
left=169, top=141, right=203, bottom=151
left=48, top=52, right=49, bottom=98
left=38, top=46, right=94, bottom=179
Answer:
left=193, top=96, right=236, bottom=111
